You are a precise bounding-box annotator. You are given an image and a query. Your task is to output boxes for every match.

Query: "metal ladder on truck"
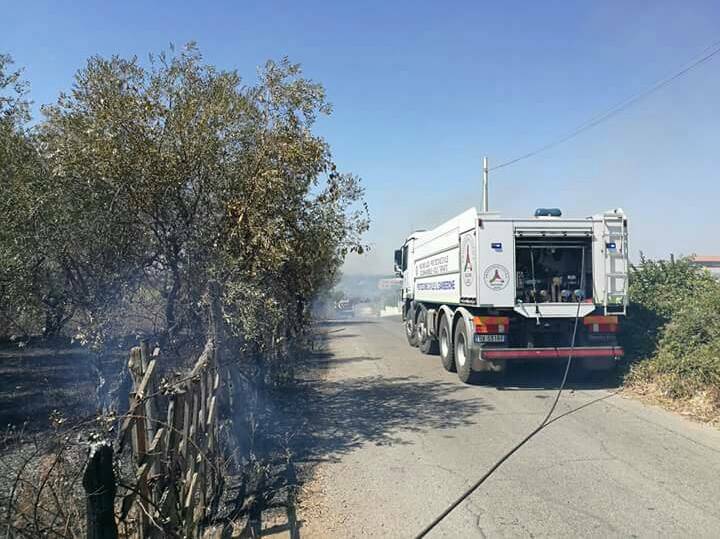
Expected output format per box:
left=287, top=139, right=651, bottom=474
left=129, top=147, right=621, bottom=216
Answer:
left=602, top=215, right=629, bottom=315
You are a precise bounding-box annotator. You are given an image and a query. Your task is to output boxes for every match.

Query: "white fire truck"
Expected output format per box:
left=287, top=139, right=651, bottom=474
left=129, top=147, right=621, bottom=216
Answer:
left=393, top=207, right=628, bottom=383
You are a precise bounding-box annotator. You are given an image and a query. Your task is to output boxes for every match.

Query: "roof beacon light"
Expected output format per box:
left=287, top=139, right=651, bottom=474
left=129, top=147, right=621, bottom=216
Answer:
left=534, top=208, right=562, bottom=217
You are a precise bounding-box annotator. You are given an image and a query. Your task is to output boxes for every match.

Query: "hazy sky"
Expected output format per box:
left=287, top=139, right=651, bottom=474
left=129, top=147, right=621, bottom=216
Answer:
left=3, top=1, right=719, bottom=275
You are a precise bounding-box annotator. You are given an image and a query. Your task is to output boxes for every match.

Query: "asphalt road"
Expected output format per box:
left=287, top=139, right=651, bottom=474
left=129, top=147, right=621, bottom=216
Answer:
left=298, top=316, right=720, bottom=538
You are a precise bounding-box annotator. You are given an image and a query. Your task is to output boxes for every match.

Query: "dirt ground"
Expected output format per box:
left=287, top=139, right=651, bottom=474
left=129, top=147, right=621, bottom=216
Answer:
left=622, top=383, right=720, bottom=427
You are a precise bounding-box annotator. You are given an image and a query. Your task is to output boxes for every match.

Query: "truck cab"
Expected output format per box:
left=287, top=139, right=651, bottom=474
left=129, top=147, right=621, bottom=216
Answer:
left=394, top=231, right=425, bottom=305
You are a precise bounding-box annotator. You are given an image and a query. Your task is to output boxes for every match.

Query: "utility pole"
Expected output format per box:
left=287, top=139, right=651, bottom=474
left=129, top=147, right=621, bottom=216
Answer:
left=482, top=156, right=489, bottom=212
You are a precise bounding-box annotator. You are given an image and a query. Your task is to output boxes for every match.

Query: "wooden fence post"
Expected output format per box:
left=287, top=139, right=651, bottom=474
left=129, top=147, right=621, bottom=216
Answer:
left=140, top=340, right=158, bottom=445
left=207, top=280, right=223, bottom=357
left=119, top=327, right=224, bottom=538
left=83, top=442, right=118, bottom=539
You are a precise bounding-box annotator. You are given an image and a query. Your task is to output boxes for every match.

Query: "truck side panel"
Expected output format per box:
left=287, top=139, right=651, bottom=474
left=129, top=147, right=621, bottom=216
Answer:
left=412, top=208, right=477, bottom=305
left=414, top=239, right=460, bottom=304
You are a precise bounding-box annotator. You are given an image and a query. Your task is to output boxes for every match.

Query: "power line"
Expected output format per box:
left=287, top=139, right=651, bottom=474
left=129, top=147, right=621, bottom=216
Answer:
left=491, top=39, right=720, bottom=172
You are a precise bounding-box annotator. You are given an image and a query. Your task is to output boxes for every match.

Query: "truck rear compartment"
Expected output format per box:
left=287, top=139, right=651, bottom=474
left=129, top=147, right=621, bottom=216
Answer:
left=515, top=237, right=593, bottom=304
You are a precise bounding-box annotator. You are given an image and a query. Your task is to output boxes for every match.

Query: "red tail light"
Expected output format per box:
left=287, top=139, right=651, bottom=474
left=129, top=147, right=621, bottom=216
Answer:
left=474, top=316, right=510, bottom=334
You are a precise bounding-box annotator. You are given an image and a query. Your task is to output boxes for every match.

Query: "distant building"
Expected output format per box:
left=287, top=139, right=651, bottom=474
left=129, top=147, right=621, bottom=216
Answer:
left=691, top=256, right=720, bottom=279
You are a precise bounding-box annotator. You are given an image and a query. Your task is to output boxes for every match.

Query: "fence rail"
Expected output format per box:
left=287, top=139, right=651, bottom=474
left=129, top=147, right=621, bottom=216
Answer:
left=84, top=336, right=224, bottom=538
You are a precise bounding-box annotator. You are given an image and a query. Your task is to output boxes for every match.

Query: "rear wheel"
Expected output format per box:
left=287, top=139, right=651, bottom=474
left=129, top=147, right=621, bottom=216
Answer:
left=439, top=315, right=455, bottom=372
left=417, top=307, right=439, bottom=355
left=455, top=321, right=476, bottom=384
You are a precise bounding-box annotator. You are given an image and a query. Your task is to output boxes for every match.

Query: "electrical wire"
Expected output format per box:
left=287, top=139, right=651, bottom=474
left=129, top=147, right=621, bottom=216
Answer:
left=490, top=38, right=720, bottom=172
left=415, top=249, right=587, bottom=538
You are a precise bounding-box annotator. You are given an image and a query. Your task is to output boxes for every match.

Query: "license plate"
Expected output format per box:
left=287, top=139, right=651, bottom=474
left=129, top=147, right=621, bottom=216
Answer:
left=474, top=334, right=507, bottom=344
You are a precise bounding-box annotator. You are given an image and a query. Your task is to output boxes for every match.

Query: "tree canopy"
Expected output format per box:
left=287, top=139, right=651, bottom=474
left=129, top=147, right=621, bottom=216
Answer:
left=0, top=44, right=368, bottom=357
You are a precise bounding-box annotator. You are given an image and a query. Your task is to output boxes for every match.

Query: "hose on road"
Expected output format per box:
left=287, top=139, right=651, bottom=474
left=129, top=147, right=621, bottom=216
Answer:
left=416, top=250, right=590, bottom=538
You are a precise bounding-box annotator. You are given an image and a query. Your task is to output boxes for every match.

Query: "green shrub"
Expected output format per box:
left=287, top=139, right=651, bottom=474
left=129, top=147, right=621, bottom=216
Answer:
left=624, top=255, right=720, bottom=410
left=657, top=291, right=720, bottom=360
left=620, top=256, right=719, bottom=359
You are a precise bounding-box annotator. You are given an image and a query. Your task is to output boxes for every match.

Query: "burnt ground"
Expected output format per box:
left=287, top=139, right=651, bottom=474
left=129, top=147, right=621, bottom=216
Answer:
left=0, top=326, right=354, bottom=537
left=239, top=321, right=381, bottom=538
left=0, top=338, right=134, bottom=436
left=0, top=339, right=130, bottom=536
left=0, top=340, right=100, bottom=433
left=209, top=326, right=341, bottom=538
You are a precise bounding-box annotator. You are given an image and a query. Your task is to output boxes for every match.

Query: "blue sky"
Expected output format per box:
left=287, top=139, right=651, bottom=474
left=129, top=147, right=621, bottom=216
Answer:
left=3, top=0, right=719, bottom=274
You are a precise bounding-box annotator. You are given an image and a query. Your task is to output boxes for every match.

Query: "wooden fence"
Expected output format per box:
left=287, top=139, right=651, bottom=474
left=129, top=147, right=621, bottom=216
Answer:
left=83, top=336, right=224, bottom=538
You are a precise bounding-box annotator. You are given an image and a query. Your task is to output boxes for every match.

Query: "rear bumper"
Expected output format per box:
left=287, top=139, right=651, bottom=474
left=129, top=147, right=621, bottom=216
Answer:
left=480, top=346, right=624, bottom=361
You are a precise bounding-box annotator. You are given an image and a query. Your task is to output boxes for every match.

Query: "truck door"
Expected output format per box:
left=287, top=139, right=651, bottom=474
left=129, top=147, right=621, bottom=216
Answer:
left=402, top=242, right=413, bottom=300
left=459, top=229, right=477, bottom=304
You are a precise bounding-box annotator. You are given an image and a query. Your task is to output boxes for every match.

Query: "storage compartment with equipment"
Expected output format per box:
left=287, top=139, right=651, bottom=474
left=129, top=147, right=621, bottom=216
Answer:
left=515, top=237, right=593, bottom=304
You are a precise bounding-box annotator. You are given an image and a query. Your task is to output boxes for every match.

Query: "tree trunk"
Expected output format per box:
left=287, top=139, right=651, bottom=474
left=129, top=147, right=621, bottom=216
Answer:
left=165, top=262, right=182, bottom=342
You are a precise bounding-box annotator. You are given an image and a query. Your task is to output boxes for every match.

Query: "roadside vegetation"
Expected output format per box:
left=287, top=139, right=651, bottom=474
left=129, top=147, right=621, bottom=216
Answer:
left=0, top=45, right=368, bottom=535
left=622, top=256, right=720, bottom=423
left=1, top=46, right=368, bottom=356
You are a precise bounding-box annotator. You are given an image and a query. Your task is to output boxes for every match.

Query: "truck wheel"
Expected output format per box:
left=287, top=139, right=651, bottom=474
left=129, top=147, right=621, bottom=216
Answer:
left=405, top=310, right=419, bottom=347
left=439, top=315, right=456, bottom=372
left=417, top=307, right=439, bottom=355
left=455, top=321, right=476, bottom=384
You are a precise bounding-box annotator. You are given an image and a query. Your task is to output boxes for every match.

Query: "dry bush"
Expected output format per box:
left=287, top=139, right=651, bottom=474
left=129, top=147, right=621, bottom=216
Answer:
left=0, top=424, right=88, bottom=538
left=624, top=257, right=720, bottom=422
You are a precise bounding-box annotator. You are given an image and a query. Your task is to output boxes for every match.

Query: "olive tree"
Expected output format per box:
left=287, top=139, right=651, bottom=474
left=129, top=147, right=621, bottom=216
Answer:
left=0, top=54, right=57, bottom=337
left=33, top=44, right=368, bottom=355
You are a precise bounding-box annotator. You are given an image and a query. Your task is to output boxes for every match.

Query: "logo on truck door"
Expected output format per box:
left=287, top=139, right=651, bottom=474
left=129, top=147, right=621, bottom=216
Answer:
left=460, top=234, right=475, bottom=288
left=459, top=231, right=477, bottom=303
left=484, top=264, right=510, bottom=290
